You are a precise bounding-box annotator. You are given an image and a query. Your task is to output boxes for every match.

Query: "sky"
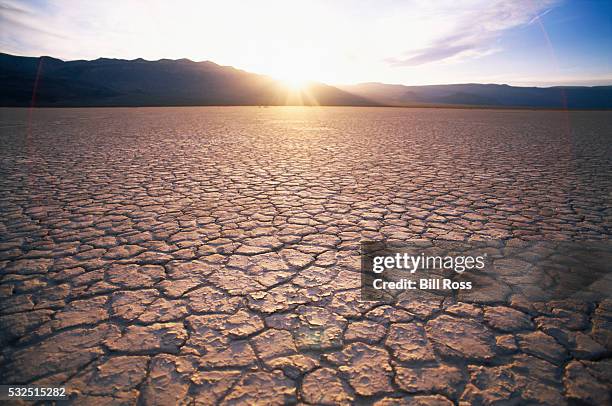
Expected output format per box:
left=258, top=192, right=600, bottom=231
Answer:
left=1, top=0, right=611, bottom=86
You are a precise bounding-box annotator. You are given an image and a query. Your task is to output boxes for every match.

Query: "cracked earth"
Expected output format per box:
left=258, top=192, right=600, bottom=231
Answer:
left=0, top=107, right=611, bottom=405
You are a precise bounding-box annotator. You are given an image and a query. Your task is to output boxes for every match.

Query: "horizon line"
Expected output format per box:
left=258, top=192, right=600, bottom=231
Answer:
left=2, top=51, right=611, bottom=89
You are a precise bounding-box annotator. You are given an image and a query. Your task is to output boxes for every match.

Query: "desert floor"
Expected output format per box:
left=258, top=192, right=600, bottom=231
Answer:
left=1, top=107, right=611, bottom=405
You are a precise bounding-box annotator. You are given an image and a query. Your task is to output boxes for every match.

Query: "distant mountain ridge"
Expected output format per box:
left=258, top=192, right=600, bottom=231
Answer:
left=1, top=53, right=610, bottom=108
left=339, top=82, right=612, bottom=109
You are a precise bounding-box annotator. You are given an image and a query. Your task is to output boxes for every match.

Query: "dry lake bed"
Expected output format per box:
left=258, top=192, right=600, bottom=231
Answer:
left=0, top=107, right=611, bottom=405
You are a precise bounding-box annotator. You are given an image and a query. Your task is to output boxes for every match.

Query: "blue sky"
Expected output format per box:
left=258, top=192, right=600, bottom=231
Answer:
left=1, top=0, right=610, bottom=86
left=458, top=0, right=612, bottom=85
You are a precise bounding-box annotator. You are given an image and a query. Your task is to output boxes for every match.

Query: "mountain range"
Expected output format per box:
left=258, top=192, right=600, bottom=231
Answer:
left=0, top=53, right=374, bottom=107
left=339, top=82, right=612, bottom=109
left=1, top=53, right=610, bottom=109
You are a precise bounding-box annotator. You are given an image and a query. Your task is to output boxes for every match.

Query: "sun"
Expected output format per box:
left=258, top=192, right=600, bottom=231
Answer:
left=268, top=64, right=319, bottom=104
left=270, top=63, right=313, bottom=90
left=274, top=75, right=310, bottom=91
left=277, top=76, right=309, bottom=91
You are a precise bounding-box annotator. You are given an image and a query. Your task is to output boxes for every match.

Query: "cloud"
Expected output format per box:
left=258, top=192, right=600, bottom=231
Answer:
left=386, top=36, right=486, bottom=67
left=0, top=0, right=69, bottom=56
left=384, top=0, right=559, bottom=67
left=1, top=2, right=26, bottom=14
left=1, top=5, right=64, bottom=39
left=529, top=8, right=553, bottom=24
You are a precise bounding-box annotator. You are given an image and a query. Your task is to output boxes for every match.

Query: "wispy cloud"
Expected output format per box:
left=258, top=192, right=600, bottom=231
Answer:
left=1, top=4, right=65, bottom=38
left=529, top=8, right=554, bottom=24
left=385, top=0, right=559, bottom=67
left=1, top=1, right=28, bottom=14
left=0, top=0, right=69, bottom=56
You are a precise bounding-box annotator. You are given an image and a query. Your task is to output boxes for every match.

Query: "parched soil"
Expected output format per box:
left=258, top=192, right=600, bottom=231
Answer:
left=1, top=107, right=611, bottom=405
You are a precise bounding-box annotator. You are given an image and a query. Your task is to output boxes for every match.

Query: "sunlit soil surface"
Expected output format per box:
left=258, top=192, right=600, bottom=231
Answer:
left=0, top=107, right=611, bottom=404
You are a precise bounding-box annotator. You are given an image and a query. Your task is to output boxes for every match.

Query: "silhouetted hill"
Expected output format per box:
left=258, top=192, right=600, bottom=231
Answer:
left=339, top=82, right=612, bottom=109
left=0, top=53, right=377, bottom=107
left=1, top=53, right=610, bottom=108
